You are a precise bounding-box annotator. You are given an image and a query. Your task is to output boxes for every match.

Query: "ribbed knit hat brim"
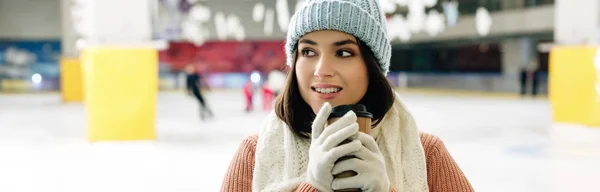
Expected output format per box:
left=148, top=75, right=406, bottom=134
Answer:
left=285, top=0, right=391, bottom=75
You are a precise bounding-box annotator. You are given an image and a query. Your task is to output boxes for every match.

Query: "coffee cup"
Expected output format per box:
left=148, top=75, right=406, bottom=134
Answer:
left=327, top=104, right=373, bottom=192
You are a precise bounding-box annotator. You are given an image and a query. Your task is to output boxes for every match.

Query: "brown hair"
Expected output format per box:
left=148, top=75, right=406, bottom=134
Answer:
left=274, top=39, right=396, bottom=139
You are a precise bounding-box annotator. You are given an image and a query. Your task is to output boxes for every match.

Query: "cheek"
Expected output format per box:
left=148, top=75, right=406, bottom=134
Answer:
left=295, top=62, right=316, bottom=109
left=295, top=62, right=312, bottom=90
left=345, top=63, right=369, bottom=101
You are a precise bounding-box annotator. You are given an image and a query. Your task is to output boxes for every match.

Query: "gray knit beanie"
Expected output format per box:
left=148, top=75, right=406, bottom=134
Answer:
left=285, top=0, right=392, bottom=75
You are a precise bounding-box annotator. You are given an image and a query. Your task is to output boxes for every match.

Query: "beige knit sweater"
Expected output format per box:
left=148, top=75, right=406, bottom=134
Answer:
left=221, top=132, right=474, bottom=192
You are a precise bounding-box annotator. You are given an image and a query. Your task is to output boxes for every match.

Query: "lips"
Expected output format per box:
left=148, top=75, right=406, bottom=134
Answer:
left=311, top=84, right=342, bottom=100
left=313, top=87, right=341, bottom=94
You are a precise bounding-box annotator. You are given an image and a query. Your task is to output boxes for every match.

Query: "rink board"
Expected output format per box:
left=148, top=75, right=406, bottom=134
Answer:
left=82, top=47, right=157, bottom=141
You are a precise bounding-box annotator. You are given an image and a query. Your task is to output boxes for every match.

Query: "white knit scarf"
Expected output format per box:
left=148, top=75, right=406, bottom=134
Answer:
left=253, top=93, right=429, bottom=192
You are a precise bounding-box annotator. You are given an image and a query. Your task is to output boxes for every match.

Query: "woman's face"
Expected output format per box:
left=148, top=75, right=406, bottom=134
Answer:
left=295, top=30, right=369, bottom=114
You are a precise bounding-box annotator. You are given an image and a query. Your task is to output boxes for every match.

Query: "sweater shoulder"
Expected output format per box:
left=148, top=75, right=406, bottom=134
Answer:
left=419, top=132, right=444, bottom=157
left=419, top=133, right=475, bottom=191
left=243, top=133, right=259, bottom=149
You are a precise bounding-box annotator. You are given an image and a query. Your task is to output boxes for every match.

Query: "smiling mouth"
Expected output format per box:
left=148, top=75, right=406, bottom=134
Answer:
left=311, top=87, right=342, bottom=94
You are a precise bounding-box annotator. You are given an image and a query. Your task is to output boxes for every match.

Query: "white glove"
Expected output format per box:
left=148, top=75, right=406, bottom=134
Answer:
left=306, top=102, right=362, bottom=192
left=331, top=132, right=390, bottom=192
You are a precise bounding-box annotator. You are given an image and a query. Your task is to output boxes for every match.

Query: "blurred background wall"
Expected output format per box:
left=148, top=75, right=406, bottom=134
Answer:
left=0, top=0, right=62, bottom=39
left=0, top=0, right=555, bottom=94
left=0, top=0, right=62, bottom=91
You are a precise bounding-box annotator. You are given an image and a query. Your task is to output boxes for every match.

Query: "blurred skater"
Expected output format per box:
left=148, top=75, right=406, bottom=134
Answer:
left=519, top=67, right=528, bottom=96
left=185, top=64, right=214, bottom=120
left=267, top=70, right=287, bottom=98
left=261, top=70, right=286, bottom=111
left=261, top=83, right=274, bottom=111
left=532, top=68, right=540, bottom=97
left=243, top=80, right=254, bottom=112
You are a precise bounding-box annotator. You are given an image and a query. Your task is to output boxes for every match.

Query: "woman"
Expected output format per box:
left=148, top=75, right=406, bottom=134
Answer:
left=221, top=0, right=473, bottom=191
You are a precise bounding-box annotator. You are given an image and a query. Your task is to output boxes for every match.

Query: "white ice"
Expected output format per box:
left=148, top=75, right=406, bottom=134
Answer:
left=0, top=91, right=598, bottom=192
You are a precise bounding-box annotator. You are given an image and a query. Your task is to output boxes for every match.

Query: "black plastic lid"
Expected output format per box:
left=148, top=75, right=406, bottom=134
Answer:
left=328, top=104, right=373, bottom=119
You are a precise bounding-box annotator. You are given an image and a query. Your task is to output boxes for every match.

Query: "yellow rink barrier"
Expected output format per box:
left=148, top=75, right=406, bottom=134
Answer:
left=60, top=57, right=84, bottom=102
left=82, top=47, right=157, bottom=141
left=0, top=79, right=32, bottom=91
left=549, top=46, right=600, bottom=127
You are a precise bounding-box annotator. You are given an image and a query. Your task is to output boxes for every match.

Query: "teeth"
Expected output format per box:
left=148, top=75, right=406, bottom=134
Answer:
left=315, top=87, right=340, bottom=94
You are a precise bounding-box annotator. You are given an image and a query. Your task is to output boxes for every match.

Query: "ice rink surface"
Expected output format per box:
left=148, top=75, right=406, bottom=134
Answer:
left=1, top=90, right=599, bottom=192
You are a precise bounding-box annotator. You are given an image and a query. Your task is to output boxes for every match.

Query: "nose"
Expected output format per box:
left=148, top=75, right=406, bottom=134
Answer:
left=314, top=56, right=335, bottom=78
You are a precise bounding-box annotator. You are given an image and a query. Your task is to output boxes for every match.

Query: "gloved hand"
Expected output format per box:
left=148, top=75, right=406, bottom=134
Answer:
left=331, top=132, right=390, bottom=192
left=306, top=102, right=363, bottom=192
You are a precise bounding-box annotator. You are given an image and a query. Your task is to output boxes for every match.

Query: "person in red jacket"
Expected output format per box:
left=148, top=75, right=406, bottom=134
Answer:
left=261, top=83, right=274, bottom=111
left=243, top=79, right=254, bottom=112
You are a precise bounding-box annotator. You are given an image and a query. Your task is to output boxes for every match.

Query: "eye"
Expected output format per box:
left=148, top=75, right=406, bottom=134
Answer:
left=336, top=50, right=353, bottom=57
left=301, top=49, right=316, bottom=57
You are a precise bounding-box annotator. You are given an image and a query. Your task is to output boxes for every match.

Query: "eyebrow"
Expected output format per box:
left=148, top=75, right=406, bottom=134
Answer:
left=298, top=39, right=358, bottom=46
left=299, top=39, right=317, bottom=45
left=333, top=39, right=357, bottom=46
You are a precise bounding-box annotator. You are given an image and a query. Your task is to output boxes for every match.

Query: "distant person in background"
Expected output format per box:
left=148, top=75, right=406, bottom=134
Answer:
left=519, top=67, right=528, bottom=96
left=243, top=79, right=254, bottom=112
left=261, top=70, right=287, bottom=111
left=261, top=82, right=274, bottom=111
left=520, top=60, right=541, bottom=98
left=267, top=69, right=287, bottom=98
left=532, top=68, right=540, bottom=97
left=185, top=64, right=214, bottom=121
